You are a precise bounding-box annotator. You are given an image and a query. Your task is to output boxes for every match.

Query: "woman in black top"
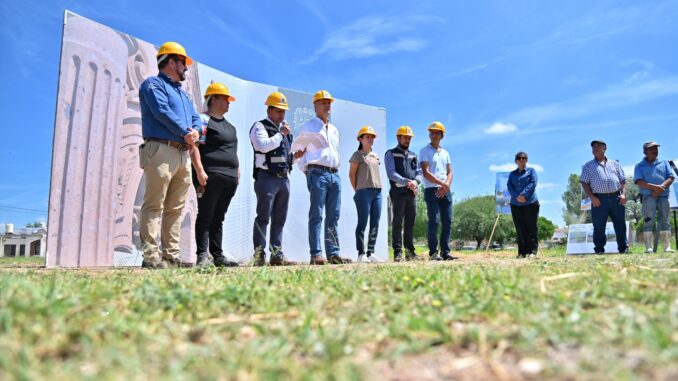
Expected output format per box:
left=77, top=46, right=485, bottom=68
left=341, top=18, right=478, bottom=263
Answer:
left=191, top=83, right=240, bottom=267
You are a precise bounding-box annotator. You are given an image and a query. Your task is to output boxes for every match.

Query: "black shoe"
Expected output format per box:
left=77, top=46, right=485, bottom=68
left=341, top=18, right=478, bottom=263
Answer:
left=405, top=249, right=420, bottom=261
left=141, top=258, right=167, bottom=269
left=252, top=248, right=266, bottom=267
left=394, top=252, right=403, bottom=262
left=441, top=253, right=458, bottom=261
left=196, top=252, right=212, bottom=267
left=430, top=253, right=443, bottom=261
left=328, top=255, right=353, bottom=264
left=214, top=255, right=239, bottom=267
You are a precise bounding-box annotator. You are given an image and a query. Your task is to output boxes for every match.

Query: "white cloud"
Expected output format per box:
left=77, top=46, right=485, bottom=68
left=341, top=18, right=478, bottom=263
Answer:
left=537, top=182, right=560, bottom=191
left=304, top=15, right=441, bottom=62
left=489, top=163, right=544, bottom=172
left=539, top=199, right=565, bottom=206
left=484, top=122, right=517, bottom=135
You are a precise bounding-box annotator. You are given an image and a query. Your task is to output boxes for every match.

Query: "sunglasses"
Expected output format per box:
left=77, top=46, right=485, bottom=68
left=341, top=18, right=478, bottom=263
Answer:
left=516, top=157, right=527, bottom=161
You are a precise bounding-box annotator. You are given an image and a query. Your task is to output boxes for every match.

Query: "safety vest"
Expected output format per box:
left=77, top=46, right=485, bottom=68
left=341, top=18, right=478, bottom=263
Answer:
left=250, top=119, right=292, bottom=178
left=387, top=145, right=418, bottom=193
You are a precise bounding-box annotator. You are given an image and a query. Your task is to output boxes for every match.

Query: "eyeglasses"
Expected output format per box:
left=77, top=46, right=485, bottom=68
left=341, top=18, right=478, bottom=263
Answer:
left=516, top=157, right=527, bottom=161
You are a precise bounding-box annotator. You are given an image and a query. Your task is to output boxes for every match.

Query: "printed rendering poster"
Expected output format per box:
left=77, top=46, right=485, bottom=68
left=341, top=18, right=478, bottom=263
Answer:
left=495, top=172, right=511, bottom=214
left=566, top=222, right=631, bottom=255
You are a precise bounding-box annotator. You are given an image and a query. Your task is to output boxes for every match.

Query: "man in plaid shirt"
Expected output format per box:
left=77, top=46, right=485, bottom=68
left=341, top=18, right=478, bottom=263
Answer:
left=580, top=140, right=628, bottom=254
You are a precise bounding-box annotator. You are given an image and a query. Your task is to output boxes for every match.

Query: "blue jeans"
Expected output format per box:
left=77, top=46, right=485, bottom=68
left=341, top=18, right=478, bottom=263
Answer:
left=424, top=187, right=453, bottom=255
left=591, top=193, right=627, bottom=253
left=353, top=188, right=382, bottom=255
left=306, top=168, right=341, bottom=258
left=642, top=196, right=671, bottom=232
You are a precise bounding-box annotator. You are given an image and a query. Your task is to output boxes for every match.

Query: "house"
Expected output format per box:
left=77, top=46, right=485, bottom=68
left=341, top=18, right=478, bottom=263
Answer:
left=0, top=224, right=47, bottom=257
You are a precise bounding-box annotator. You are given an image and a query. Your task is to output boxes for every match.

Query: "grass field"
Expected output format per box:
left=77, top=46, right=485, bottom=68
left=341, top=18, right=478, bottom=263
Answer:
left=1, top=248, right=677, bottom=380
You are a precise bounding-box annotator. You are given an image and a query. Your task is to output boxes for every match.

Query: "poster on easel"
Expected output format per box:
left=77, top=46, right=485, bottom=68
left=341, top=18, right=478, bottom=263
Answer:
left=566, top=222, right=631, bottom=255
left=495, top=172, right=511, bottom=215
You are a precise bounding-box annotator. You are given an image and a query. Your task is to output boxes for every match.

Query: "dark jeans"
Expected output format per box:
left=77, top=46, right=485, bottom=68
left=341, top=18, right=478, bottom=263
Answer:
left=353, top=188, right=382, bottom=255
left=591, top=193, right=627, bottom=253
left=510, top=202, right=540, bottom=255
left=195, top=173, right=238, bottom=258
left=391, top=190, right=416, bottom=255
left=306, top=168, right=341, bottom=258
left=424, top=187, right=452, bottom=255
left=253, top=172, right=290, bottom=256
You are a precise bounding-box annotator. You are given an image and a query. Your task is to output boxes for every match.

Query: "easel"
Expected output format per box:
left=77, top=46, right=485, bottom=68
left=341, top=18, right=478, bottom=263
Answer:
left=485, top=214, right=500, bottom=251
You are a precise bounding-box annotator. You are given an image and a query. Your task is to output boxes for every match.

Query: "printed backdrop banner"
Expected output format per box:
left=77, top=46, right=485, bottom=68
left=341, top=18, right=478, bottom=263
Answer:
left=47, top=11, right=387, bottom=267
left=565, top=222, right=631, bottom=255
left=495, top=172, right=511, bottom=215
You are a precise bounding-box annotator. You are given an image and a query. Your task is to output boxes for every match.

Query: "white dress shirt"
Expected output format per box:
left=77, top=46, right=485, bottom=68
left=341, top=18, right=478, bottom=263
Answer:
left=296, top=117, right=340, bottom=171
left=250, top=118, right=284, bottom=170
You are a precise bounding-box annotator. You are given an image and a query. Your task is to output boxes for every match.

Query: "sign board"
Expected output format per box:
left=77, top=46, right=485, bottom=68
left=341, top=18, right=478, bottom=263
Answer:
left=495, top=172, right=511, bottom=214
left=566, top=222, right=631, bottom=255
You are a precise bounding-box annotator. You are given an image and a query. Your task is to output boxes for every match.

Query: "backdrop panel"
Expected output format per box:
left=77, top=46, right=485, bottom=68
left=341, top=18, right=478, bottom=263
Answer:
left=47, top=12, right=387, bottom=267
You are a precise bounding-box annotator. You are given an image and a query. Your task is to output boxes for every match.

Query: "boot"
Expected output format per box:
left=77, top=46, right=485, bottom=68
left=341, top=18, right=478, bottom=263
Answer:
left=660, top=231, right=675, bottom=253
left=643, top=231, right=654, bottom=253
left=252, top=247, right=266, bottom=267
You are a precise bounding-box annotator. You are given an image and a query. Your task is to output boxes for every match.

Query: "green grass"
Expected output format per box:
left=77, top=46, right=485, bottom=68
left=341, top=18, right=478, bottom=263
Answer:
left=1, top=249, right=677, bottom=380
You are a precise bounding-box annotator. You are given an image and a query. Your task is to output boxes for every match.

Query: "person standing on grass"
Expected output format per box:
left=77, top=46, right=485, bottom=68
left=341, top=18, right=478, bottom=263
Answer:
left=138, top=41, right=201, bottom=269
left=507, top=151, right=540, bottom=258
left=349, top=126, right=384, bottom=263
left=634, top=141, right=675, bottom=253
left=419, top=122, right=457, bottom=261
left=249, top=92, right=304, bottom=266
left=191, top=82, right=240, bottom=268
left=295, top=90, right=352, bottom=265
left=580, top=140, right=628, bottom=254
left=384, top=126, right=422, bottom=262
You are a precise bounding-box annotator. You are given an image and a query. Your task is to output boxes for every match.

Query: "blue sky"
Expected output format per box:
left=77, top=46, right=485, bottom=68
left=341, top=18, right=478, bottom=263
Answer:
left=1, top=0, right=677, bottom=228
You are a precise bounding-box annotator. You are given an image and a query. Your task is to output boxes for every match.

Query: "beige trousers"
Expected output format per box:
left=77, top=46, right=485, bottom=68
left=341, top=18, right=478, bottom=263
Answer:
left=139, top=140, right=191, bottom=261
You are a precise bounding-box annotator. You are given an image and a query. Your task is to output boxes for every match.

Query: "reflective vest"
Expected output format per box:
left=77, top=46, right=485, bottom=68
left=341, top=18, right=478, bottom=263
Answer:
left=387, top=145, right=418, bottom=194
left=250, top=119, right=292, bottom=178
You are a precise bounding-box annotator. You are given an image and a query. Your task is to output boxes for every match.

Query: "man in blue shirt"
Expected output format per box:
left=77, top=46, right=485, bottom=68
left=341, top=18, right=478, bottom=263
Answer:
left=580, top=140, right=628, bottom=254
left=634, top=141, right=675, bottom=253
left=419, top=122, right=456, bottom=261
left=138, top=41, right=201, bottom=269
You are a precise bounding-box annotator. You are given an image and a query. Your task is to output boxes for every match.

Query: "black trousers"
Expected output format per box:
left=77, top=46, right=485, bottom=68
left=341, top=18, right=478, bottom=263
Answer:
left=391, top=191, right=417, bottom=255
left=195, top=173, right=238, bottom=257
left=510, top=202, right=540, bottom=255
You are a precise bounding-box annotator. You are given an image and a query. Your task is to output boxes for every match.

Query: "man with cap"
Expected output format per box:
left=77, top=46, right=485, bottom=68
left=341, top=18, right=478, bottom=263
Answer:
left=633, top=141, right=675, bottom=253
left=419, top=122, right=457, bottom=261
left=384, top=126, right=423, bottom=262
left=249, top=92, right=303, bottom=266
left=580, top=140, right=629, bottom=254
left=138, top=41, right=201, bottom=269
left=294, top=90, right=352, bottom=265
left=191, top=82, right=240, bottom=268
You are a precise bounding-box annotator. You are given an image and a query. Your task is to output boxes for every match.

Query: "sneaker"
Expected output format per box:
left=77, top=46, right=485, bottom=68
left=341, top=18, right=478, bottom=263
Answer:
left=367, top=254, right=384, bottom=263
left=357, top=254, right=371, bottom=263
left=405, top=249, right=420, bottom=261
left=141, top=258, right=167, bottom=269
left=270, top=254, right=297, bottom=266
left=393, top=253, right=403, bottom=262
left=441, top=253, right=459, bottom=261
left=252, top=248, right=266, bottom=267
left=196, top=252, right=213, bottom=267
left=329, top=255, right=353, bottom=264
left=214, top=255, right=239, bottom=267
left=644, top=247, right=654, bottom=254
left=310, top=255, right=326, bottom=265
left=527, top=253, right=537, bottom=259
left=516, top=254, right=526, bottom=259
left=430, top=253, right=444, bottom=261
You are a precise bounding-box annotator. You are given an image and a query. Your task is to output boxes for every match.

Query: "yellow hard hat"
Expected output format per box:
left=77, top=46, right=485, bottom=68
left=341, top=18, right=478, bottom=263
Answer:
left=396, top=126, right=414, bottom=137
left=427, top=121, right=446, bottom=134
left=265, top=91, right=289, bottom=110
left=356, top=125, right=377, bottom=140
left=204, top=82, right=235, bottom=102
left=313, top=90, right=334, bottom=103
left=156, top=41, right=193, bottom=65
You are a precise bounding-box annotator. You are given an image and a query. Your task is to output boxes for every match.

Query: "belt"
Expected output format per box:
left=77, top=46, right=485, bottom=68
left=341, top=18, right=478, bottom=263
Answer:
left=145, top=137, right=189, bottom=151
left=259, top=169, right=288, bottom=179
left=307, top=164, right=338, bottom=173
left=593, top=190, right=621, bottom=196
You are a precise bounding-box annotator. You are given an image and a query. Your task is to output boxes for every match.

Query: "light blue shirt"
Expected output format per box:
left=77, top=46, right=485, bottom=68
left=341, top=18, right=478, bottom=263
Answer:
left=419, top=144, right=451, bottom=189
left=634, top=159, right=674, bottom=197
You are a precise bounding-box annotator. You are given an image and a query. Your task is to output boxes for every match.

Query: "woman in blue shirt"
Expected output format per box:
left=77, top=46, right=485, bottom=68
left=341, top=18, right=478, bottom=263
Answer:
left=507, top=152, right=540, bottom=258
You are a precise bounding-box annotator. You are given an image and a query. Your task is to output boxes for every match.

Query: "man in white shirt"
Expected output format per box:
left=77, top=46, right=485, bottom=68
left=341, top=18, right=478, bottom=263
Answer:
left=249, top=92, right=303, bottom=266
left=294, top=90, right=352, bottom=265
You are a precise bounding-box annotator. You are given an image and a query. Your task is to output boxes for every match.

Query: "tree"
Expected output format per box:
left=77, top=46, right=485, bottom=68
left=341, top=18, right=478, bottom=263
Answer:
left=537, top=216, right=556, bottom=242
left=561, top=173, right=591, bottom=225
left=452, top=195, right=514, bottom=249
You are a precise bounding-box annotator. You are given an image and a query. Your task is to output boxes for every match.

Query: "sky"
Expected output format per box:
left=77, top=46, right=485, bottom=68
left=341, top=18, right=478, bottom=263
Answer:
left=1, top=0, right=677, bottom=229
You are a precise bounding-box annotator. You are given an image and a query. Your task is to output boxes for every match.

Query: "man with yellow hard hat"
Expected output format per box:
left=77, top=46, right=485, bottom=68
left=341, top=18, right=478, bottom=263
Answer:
left=138, top=41, right=201, bottom=269
left=294, top=90, right=352, bottom=265
left=419, top=122, right=457, bottom=261
left=191, top=82, right=240, bottom=268
left=248, top=92, right=303, bottom=266
left=384, top=126, right=423, bottom=262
